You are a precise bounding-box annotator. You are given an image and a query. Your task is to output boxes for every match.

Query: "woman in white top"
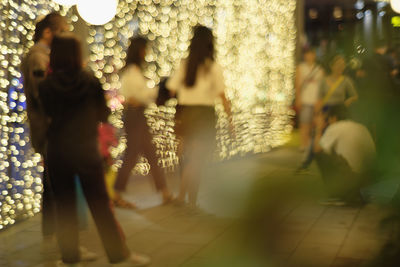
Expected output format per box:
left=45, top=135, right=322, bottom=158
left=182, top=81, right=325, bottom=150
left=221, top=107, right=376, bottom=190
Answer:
left=167, top=25, right=231, bottom=207
left=295, top=47, right=325, bottom=151
left=114, top=37, right=172, bottom=207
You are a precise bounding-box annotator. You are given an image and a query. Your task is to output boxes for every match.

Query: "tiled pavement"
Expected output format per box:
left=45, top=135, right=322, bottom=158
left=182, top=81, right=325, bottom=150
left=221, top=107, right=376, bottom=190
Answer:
left=0, top=146, right=393, bottom=267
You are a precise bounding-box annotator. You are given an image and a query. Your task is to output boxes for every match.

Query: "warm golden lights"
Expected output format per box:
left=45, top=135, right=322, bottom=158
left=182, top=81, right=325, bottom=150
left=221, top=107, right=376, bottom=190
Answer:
left=0, top=0, right=296, bottom=229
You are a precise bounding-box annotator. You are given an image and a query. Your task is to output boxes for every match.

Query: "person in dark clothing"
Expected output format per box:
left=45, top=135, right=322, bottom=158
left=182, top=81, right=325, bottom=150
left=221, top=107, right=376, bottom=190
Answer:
left=39, top=33, right=150, bottom=266
left=355, top=41, right=400, bottom=177
left=20, top=12, right=69, bottom=248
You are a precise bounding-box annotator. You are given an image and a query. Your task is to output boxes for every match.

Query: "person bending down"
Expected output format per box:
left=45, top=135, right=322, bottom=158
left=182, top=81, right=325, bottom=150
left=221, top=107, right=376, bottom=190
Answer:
left=313, top=105, right=375, bottom=204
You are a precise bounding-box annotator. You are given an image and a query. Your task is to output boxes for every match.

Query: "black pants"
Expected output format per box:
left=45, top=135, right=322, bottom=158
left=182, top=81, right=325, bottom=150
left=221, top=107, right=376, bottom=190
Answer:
left=315, top=152, right=364, bottom=201
left=41, top=160, right=56, bottom=237
left=114, top=106, right=166, bottom=192
left=47, top=144, right=130, bottom=264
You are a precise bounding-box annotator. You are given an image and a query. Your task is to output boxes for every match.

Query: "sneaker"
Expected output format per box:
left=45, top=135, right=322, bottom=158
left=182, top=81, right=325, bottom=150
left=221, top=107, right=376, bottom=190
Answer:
left=112, top=252, right=151, bottom=267
left=79, top=246, right=98, bottom=262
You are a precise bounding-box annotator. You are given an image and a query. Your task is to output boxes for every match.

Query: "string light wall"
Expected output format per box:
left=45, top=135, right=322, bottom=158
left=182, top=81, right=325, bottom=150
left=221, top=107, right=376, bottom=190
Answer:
left=88, top=0, right=296, bottom=171
left=0, top=0, right=297, bottom=229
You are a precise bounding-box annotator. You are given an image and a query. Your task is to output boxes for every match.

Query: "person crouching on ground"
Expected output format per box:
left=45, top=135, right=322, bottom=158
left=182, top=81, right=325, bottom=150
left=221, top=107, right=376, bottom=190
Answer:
left=313, top=105, right=375, bottom=205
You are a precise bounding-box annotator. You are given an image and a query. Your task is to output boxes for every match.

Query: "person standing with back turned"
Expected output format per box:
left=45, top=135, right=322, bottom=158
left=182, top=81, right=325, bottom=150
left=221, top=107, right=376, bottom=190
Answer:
left=167, top=25, right=232, bottom=208
left=38, top=33, right=150, bottom=267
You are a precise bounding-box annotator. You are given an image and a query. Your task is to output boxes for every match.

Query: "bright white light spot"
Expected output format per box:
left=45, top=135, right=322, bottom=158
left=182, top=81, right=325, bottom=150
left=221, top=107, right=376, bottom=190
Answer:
left=52, top=0, right=77, bottom=6
left=77, top=0, right=118, bottom=25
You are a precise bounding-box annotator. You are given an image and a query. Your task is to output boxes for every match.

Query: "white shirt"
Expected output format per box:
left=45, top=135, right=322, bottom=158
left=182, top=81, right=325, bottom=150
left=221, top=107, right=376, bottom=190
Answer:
left=298, top=62, right=324, bottom=105
left=320, top=120, right=376, bottom=173
left=119, top=65, right=158, bottom=106
left=167, top=59, right=225, bottom=106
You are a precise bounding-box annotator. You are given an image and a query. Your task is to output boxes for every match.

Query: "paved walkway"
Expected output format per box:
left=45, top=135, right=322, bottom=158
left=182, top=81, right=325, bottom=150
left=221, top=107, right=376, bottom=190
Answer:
left=0, top=146, right=392, bottom=267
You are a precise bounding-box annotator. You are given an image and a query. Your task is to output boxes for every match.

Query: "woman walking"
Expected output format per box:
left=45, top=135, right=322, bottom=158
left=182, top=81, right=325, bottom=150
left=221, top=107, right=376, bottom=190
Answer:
left=39, top=33, right=149, bottom=266
left=113, top=37, right=172, bottom=207
left=167, top=25, right=231, bottom=208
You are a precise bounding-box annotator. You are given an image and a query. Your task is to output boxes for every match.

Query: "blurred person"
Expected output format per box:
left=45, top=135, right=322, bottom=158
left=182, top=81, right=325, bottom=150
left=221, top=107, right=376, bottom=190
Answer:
left=298, top=54, right=358, bottom=172
left=295, top=47, right=324, bottom=151
left=387, top=48, right=399, bottom=79
left=358, top=40, right=396, bottom=105
left=113, top=37, right=172, bottom=208
left=317, top=54, right=358, bottom=111
left=38, top=33, right=150, bottom=267
left=21, top=12, right=69, bottom=156
left=355, top=40, right=400, bottom=175
left=313, top=105, right=375, bottom=204
left=167, top=25, right=232, bottom=208
left=20, top=12, right=72, bottom=251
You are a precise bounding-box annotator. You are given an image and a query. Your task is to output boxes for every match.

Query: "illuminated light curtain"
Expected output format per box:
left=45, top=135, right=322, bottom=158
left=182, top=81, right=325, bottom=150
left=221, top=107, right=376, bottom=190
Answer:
left=86, top=0, right=296, bottom=168
left=0, top=0, right=73, bottom=230
left=0, top=0, right=297, bottom=229
left=87, top=0, right=216, bottom=175
left=215, top=0, right=296, bottom=158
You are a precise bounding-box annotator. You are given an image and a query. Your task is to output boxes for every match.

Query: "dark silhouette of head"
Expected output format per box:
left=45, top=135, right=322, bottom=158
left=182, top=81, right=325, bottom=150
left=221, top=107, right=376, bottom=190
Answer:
left=34, top=12, right=69, bottom=44
left=185, top=25, right=215, bottom=87
left=326, top=104, right=349, bottom=122
left=50, top=33, right=82, bottom=73
left=125, top=36, right=148, bottom=68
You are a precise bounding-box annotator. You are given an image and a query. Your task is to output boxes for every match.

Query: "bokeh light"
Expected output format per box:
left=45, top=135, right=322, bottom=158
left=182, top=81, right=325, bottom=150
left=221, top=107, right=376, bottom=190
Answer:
left=0, top=0, right=297, bottom=229
left=77, top=0, right=118, bottom=25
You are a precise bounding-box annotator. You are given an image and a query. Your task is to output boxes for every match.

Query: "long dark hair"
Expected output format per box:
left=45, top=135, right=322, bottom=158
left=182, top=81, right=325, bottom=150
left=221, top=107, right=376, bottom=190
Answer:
left=49, top=33, right=82, bottom=72
left=124, top=36, right=148, bottom=69
left=184, top=25, right=215, bottom=87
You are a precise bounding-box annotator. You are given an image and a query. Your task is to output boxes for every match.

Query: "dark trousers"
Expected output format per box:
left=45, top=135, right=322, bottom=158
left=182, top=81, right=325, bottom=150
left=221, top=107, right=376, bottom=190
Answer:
left=42, top=160, right=88, bottom=237
left=114, top=107, right=166, bottom=192
left=41, top=162, right=56, bottom=237
left=47, top=146, right=130, bottom=264
left=315, top=152, right=363, bottom=201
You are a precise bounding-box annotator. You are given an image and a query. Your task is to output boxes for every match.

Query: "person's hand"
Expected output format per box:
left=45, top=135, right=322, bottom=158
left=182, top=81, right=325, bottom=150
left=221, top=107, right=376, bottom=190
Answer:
left=314, top=101, right=323, bottom=114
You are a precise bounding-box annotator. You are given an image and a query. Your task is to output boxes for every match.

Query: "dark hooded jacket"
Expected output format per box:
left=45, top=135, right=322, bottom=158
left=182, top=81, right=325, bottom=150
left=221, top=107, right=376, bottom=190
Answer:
left=38, top=70, right=110, bottom=164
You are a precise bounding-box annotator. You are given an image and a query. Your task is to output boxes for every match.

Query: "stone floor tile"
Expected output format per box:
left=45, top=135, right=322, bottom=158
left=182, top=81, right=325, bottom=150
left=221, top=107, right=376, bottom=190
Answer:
left=314, top=207, right=360, bottom=229
left=330, top=257, right=366, bottom=267
left=338, top=235, right=384, bottom=260
left=147, top=242, right=201, bottom=267
left=302, top=227, right=348, bottom=246
left=288, top=242, right=340, bottom=267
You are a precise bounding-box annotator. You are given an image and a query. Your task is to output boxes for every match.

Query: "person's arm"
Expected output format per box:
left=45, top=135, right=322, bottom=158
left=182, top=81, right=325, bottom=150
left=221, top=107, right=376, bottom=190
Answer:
left=213, top=63, right=232, bottom=117
left=38, top=80, right=54, bottom=119
left=166, top=61, right=185, bottom=98
left=28, top=52, right=49, bottom=99
left=295, top=66, right=302, bottom=109
left=344, top=77, right=358, bottom=107
left=93, top=76, right=111, bottom=122
left=315, top=79, right=326, bottom=113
